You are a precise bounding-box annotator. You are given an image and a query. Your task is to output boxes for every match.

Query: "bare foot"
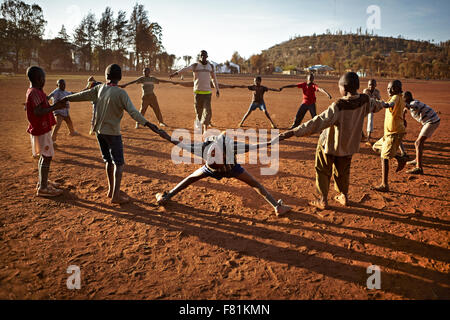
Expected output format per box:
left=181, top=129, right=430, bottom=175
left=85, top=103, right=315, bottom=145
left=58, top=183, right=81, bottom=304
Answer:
left=111, top=193, right=130, bottom=204
left=334, top=193, right=348, bottom=206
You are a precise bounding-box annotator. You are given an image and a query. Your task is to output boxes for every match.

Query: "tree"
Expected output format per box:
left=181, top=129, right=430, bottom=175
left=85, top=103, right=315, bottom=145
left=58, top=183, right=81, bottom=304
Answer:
left=73, top=13, right=97, bottom=71
left=97, top=7, right=114, bottom=70
left=58, top=25, right=70, bottom=42
left=0, top=0, right=46, bottom=71
left=129, top=3, right=150, bottom=70
left=113, top=10, right=128, bottom=66
left=183, top=55, right=192, bottom=66
left=249, top=54, right=266, bottom=74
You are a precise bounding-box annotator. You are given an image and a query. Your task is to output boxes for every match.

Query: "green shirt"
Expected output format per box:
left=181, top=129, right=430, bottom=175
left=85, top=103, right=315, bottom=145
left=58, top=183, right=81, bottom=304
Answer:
left=66, top=84, right=148, bottom=136
left=136, top=76, right=159, bottom=96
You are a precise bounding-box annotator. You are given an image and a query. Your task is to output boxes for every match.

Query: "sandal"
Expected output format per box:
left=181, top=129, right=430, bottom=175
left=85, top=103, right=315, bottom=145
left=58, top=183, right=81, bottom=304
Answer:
left=371, top=184, right=389, bottom=192
left=309, top=199, right=329, bottom=210
left=156, top=192, right=171, bottom=205
left=36, top=186, right=63, bottom=197
left=334, top=194, right=348, bottom=206
left=395, top=155, right=407, bottom=172
left=407, top=167, right=423, bottom=175
left=275, top=199, right=291, bottom=216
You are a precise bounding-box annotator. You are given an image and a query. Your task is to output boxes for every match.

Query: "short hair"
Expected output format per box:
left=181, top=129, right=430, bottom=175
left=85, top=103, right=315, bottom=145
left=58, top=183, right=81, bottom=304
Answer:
left=391, top=80, right=402, bottom=93
left=307, top=73, right=314, bottom=78
left=26, top=66, right=44, bottom=83
left=339, top=72, right=360, bottom=91
left=143, top=67, right=150, bottom=73
left=105, top=64, right=122, bottom=81
left=369, top=79, right=376, bottom=85
left=403, top=91, right=413, bottom=101
left=200, top=50, right=207, bottom=55
left=255, top=76, right=262, bottom=81
left=57, top=79, right=65, bottom=84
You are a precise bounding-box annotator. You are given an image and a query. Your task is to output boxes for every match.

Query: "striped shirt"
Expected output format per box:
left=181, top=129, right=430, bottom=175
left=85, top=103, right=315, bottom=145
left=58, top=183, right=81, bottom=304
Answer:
left=409, top=100, right=440, bottom=125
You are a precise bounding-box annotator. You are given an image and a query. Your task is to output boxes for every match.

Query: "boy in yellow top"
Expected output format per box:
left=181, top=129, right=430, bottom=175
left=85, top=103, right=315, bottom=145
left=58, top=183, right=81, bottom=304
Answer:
left=372, top=80, right=408, bottom=192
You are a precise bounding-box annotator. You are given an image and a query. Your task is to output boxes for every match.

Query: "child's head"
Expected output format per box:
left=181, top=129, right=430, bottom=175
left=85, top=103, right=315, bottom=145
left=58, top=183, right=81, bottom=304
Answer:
left=105, top=64, right=122, bottom=82
left=88, top=76, right=95, bottom=83
left=338, top=72, right=359, bottom=96
left=26, top=66, right=45, bottom=88
left=57, top=79, right=66, bottom=91
left=368, top=79, right=377, bottom=90
left=199, top=50, right=208, bottom=63
left=307, top=73, right=314, bottom=83
left=254, top=76, right=262, bottom=85
left=403, top=91, right=414, bottom=104
left=387, top=80, right=402, bottom=96
left=143, top=67, right=150, bottom=76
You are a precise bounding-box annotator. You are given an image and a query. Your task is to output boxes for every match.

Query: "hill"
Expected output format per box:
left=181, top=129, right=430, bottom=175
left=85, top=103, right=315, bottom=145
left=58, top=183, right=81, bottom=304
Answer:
left=258, top=32, right=450, bottom=79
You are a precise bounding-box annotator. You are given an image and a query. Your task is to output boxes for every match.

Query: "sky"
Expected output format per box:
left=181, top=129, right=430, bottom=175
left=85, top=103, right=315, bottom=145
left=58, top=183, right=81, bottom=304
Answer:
left=34, top=0, right=450, bottom=67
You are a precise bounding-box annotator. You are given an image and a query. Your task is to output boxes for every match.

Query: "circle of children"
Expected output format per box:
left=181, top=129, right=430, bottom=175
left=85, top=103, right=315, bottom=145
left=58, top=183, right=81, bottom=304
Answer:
left=25, top=49, right=440, bottom=216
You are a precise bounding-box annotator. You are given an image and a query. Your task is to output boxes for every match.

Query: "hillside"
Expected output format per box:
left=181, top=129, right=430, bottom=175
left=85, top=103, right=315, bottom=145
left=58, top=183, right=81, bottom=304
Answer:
left=260, top=32, right=450, bottom=79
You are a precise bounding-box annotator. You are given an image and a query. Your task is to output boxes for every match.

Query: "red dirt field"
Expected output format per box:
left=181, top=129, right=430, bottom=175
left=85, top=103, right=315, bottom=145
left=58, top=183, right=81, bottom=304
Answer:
left=0, top=73, right=449, bottom=300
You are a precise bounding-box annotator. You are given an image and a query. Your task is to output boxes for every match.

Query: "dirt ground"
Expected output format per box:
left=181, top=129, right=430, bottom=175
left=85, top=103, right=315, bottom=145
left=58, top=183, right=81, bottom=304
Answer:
left=0, top=73, right=449, bottom=300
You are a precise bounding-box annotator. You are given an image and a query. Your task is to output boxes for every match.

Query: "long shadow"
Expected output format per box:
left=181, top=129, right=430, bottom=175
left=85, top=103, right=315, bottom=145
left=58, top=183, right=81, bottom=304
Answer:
left=53, top=195, right=450, bottom=299
left=56, top=147, right=450, bottom=232
left=388, top=191, right=450, bottom=203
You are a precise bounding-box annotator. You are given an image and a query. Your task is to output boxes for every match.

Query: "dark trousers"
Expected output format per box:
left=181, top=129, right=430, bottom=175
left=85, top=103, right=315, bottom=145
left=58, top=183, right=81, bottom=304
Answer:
left=291, top=103, right=316, bottom=128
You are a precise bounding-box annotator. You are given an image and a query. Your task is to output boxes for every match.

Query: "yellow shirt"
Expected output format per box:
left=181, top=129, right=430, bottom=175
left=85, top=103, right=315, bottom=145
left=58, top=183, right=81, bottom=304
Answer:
left=384, top=94, right=406, bottom=135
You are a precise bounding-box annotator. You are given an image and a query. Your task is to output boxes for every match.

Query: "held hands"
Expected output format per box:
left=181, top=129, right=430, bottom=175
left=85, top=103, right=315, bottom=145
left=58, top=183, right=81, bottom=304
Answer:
left=279, top=130, right=295, bottom=141
left=53, top=99, right=67, bottom=110
left=169, top=72, right=177, bottom=79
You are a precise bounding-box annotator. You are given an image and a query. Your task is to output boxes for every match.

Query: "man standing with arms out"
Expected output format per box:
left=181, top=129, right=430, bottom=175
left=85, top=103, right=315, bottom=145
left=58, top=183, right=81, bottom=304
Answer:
left=120, top=67, right=171, bottom=129
left=170, top=50, right=219, bottom=133
left=280, top=73, right=332, bottom=129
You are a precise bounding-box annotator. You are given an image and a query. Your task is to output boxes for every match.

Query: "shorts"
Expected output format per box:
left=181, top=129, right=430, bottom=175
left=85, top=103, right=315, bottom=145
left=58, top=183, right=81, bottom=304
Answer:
left=53, top=108, right=69, bottom=118
left=201, top=164, right=245, bottom=180
left=419, top=120, right=440, bottom=138
left=249, top=102, right=267, bottom=112
left=30, top=131, right=54, bottom=157
left=372, top=133, right=405, bottom=159
left=96, top=134, right=124, bottom=165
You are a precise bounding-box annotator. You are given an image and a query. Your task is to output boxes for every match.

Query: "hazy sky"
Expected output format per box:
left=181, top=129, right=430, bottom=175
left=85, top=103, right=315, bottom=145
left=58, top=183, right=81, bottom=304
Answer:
left=36, top=0, right=450, bottom=65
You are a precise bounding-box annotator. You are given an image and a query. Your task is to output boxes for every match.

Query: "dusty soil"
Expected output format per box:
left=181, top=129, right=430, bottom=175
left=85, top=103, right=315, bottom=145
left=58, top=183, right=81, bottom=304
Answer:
left=0, top=73, right=449, bottom=300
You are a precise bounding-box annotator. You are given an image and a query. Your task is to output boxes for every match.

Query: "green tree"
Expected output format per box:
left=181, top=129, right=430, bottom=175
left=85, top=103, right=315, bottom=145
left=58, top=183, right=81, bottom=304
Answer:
left=0, top=0, right=46, bottom=72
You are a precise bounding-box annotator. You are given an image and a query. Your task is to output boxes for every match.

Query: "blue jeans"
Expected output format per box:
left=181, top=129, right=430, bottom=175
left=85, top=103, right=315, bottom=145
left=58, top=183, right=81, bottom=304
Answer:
left=291, top=103, right=316, bottom=128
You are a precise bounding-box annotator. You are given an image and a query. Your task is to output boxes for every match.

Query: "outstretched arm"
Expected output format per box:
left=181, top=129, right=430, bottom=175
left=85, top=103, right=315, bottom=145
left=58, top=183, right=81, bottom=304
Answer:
left=235, top=136, right=279, bottom=154
left=169, top=65, right=193, bottom=78
left=318, top=87, right=332, bottom=99
left=170, top=81, right=195, bottom=87
left=155, top=127, right=206, bottom=155
left=119, top=78, right=140, bottom=88
left=279, top=84, right=297, bottom=91
left=33, top=100, right=66, bottom=116
left=268, top=87, right=281, bottom=92
left=279, top=103, right=338, bottom=140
